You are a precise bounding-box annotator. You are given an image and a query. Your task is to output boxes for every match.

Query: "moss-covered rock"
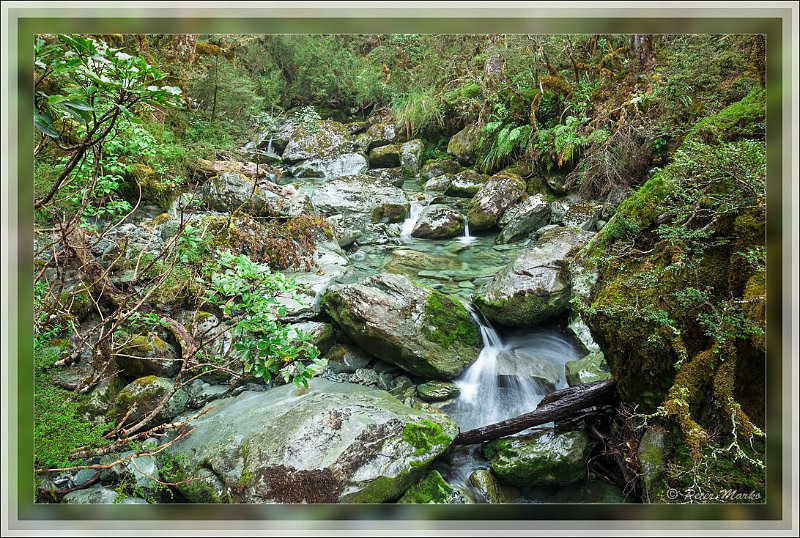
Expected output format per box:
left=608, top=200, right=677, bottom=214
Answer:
left=416, top=381, right=461, bottom=402
left=129, top=163, right=177, bottom=212
left=400, top=139, right=425, bottom=177
left=115, top=333, right=182, bottom=378
left=110, top=376, right=188, bottom=429
left=420, top=159, right=462, bottom=182
left=411, top=204, right=464, bottom=239
left=322, top=273, right=479, bottom=379
left=497, top=193, right=551, bottom=243
left=398, top=470, right=467, bottom=503
left=313, top=175, right=408, bottom=224
left=447, top=124, right=480, bottom=165
left=637, top=427, right=667, bottom=503
left=483, top=430, right=590, bottom=487
left=468, top=469, right=505, bottom=503
left=368, top=143, right=402, bottom=168
left=281, top=119, right=354, bottom=163
left=446, top=169, right=489, bottom=198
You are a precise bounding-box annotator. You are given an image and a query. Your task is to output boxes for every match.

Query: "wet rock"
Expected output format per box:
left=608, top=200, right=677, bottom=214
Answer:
left=563, top=200, right=604, bottom=231
left=165, top=379, right=457, bottom=503
left=544, top=172, right=569, bottom=195
left=201, top=172, right=313, bottom=217
left=549, top=193, right=582, bottom=225
left=322, top=273, right=480, bottom=379
left=416, top=381, right=461, bottom=402
left=447, top=124, right=481, bottom=165
left=565, top=351, right=611, bottom=386
left=474, top=226, right=595, bottom=327
left=383, top=248, right=463, bottom=277
left=289, top=153, right=368, bottom=179
left=411, top=205, right=464, bottom=240
left=398, top=470, right=468, bottom=503
left=483, top=429, right=590, bottom=486
left=61, top=485, right=147, bottom=504
left=364, top=167, right=406, bottom=187
left=423, top=175, right=453, bottom=193
left=496, top=193, right=551, bottom=243
left=314, top=175, right=408, bottom=224
left=468, top=469, right=505, bottom=503
left=567, top=312, right=601, bottom=355
left=350, top=368, right=380, bottom=387
left=496, top=349, right=561, bottom=391
left=467, top=173, right=526, bottom=231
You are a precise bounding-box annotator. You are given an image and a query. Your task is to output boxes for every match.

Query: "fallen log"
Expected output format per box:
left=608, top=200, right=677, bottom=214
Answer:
left=452, top=379, right=617, bottom=445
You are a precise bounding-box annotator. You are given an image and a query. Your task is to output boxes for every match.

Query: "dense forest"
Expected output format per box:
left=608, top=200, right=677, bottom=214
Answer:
left=33, top=33, right=766, bottom=505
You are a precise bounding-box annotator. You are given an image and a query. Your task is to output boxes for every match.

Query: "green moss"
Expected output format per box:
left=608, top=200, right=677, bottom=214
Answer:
left=421, top=292, right=479, bottom=348
left=687, top=85, right=765, bottom=144
left=402, top=419, right=453, bottom=463
left=130, top=163, right=177, bottom=212
left=397, top=470, right=455, bottom=503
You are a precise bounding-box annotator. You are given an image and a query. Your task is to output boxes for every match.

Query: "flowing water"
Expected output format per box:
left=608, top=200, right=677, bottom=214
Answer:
left=400, top=198, right=430, bottom=240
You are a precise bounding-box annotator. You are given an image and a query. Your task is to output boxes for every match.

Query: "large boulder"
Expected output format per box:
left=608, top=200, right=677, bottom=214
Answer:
left=496, top=194, right=552, bottom=243
left=322, top=273, right=480, bottom=379
left=423, top=175, right=453, bottom=193
left=165, top=379, right=458, bottom=503
left=400, top=139, right=425, bottom=177
left=483, top=430, right=590, bottom=486
left=110, top=376, right=189, bottom=429
left=445, top=169, right=488, bottom=198
left=565, top=351, right=612, bottom=386
left=563, top=200, right=604, bottom=231
left=314, top=176, right=408, bottom=224
left=411, top=204, right=465, bottom=240
left=356, top=122, right=398, bottom=152
left=474, top=226, right=595, bottom=327
left=368, top=144, right=402, bottom=168
left=383, top=249, right=463, bottom=279
left=364, top=167, right=406, bottom=188
left=496, top=348, right=561, bottom=391
left=467, top=173, right=526, bottom=231
left=289, top=153, right=368, bottom=179
left=281, top=120, right=354, bottom=163
left=447, top=124, right=481, bottom=165
left=202, top=172, right=312, bottom=217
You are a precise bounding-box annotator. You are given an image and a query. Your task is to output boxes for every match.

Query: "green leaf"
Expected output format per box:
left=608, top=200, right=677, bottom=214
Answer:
left=34, top=112, right=59, bottom=138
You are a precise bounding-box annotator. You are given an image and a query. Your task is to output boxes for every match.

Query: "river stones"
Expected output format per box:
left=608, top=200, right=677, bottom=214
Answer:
left=368, top=143, right=402, bottom=168
left=496, top=349, right=561, bottom=391
left=356, top=122, right=398, bottom=153
left=420, top=159, right=462, bottom=182
left=398, top=470, right=468, bottom=503
left=483, top=429, right=590, bottom=486
left=468, top=469, right=506, bottom=503
left=313, top=175, right=408, bottom=224
left=322, top=273, right=480, bottom=379
left=324, top=344, right=373, bottom=374
left=467, top=173, right=526, bottom=231
left=400, top=139, right=425, bottom=177
left=114, top=333, right=182, bottom=378
left=364, top=167, right=406, bottom=187
left=201, top=172, right=313, bottom=217
left=445, top=169, right=488, bottom=198
left=497, top=194, right=552, bottom=243
left=164, top=379, right=457, bottom=503
left=110, top=376, right=189, bottom=429
left=447, top=124, right=481, bottom=165
left=383, top=248, right=463, bottom=277
left=474, top=226, right=595, bottom=327
left=411, top=204, right=464, bottom=240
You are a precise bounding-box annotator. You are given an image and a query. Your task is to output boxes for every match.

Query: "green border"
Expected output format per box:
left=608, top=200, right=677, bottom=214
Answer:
left=9, top=10, right=789, bottom=531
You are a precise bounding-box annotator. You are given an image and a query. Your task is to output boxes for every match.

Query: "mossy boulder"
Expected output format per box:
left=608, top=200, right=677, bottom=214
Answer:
left=364, top=167, right=406, bottom=187
left=474, top=226, right=595, bottom=327
left=323, top=344, right=373, bottom=374
left=483, top=430, right=590, bottom=487
left=563, top=200, right=604, bottom=231
left=497, top=193, right=551, bottom=243
left=164, top=379, right=457, bottom=503
left=467, top=173, right=526, bottom=231
left=368, top=143, right=402, bottom=168
left=637, top=427, right=667, bottom=503
left=398, top=470, right=467, bottom=503
left=356, top=121, right=398, bottom=152
left=446, top=169, right=489, bottom=198
left=565, top=351, right=612, bottom=386
left=468, top=469, right=506, bottom=503
left=400, top=139, right=425, bottom=177
left=110, top=376, right=189, bottom=429
left=322, top=273, right=480, bottom=379
left=313, top=175, right=408, bottom=224
left=78, top=375, right=127, bottom=425
left=201, top=172, right=313, bottom=217
left=411, top=204, right=464, bottom=240
left=447, top=124, right=481, bottom=165
left=129, top=163, right=177, bottom=211
left=289, top=153, right=367, bottom=179
left=281, top=119, right=354, bottom=163
left=115, top=333, right=182, bottom=378
left=420, top=159, right=462, bottom=182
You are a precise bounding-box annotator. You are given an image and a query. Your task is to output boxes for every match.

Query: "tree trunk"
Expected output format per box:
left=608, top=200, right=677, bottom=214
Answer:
left=452, top=379, right=617, bottom=445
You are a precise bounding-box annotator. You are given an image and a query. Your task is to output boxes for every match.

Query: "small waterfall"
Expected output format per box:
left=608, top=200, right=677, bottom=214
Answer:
left=266, top=137, right=273, bottom=154
left=400, top=199, right=427, bottom=240
left=446, top=308, right=582, bottom=432
left=458, top=215, right=477, bottom=246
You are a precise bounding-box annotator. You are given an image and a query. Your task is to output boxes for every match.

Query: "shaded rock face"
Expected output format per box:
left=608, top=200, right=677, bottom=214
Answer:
left=166, top=379, right=457, bottom=503
left=496, top=348, right=561, bottom=391
left=474, top=226, right=595, bottom=327
left=202, top=172, right=313, bottom=217
left=411, top=204, right=464, bottom=240
left=400, top=139, right=425, bottom=177
left=281, top=120, right=354, bottom=163
left=115, top=334, right=182, bottom=379
left=313, top=176, right=408, bottom=224
left=290, top=153, right=368, bottom=179
left=483, top=430, right=590, bottom=486
left=324, top=344, right=373, bottom=374
left=638, top=427, right=667, bottom=503
left=468, top=469, right=505, bottom=503
left=322, top=273, right=480, bottom=379
left=497, top=194, right=552, bottom=244
left=420, top=160, right=462, bottom=182
left=467, top=173, right=526, bottom=231
left=447, top=124, right=481, bottom=165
